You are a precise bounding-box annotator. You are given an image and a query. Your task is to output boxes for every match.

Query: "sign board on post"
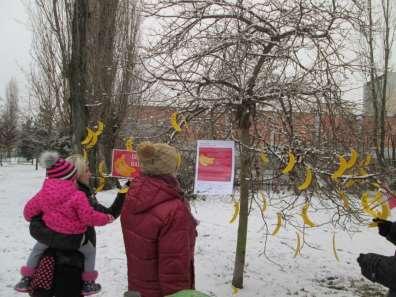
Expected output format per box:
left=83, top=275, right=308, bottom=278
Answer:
left=194, top=140, right=235, bottom=195
left=111, top=149, right=140, bottom=178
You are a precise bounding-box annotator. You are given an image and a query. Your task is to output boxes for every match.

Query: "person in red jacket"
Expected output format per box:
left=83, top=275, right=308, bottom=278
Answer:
left=121, top=142, right=197, bottom=297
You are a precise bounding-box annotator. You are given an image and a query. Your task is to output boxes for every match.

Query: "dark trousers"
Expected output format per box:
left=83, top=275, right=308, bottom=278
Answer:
left=388, top=289, right=396, bottom=297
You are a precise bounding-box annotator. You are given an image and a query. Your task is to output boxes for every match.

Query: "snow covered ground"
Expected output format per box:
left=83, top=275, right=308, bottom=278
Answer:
left=0, top=163, right=393, bottom=297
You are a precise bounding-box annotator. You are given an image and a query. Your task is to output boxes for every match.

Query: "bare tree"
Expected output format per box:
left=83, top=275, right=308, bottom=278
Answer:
left=143, top=0, right=364, bottom=288
left=0, top=79, right=20, bottom=157
left=357, top=0, right=396, bottom=167
left=28, top=0, right=142, bottom=172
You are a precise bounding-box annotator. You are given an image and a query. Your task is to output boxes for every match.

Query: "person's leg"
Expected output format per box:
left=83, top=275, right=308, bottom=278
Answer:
left=15, top=242, right=48, bottom=292
left=78, top=241, right=101, bottom=295
left=26, top=242, right=48, bottom=268
left=79, top=241, right=96, bottom=273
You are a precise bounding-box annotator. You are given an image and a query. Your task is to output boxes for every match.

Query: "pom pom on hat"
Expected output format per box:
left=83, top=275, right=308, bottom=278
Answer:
left=39, top=151, right=60, bottom=169
left=39, top=151, right=77, bottom=180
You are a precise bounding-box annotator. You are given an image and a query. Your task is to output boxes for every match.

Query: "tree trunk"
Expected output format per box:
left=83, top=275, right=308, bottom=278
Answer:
left=232, top=105, right=251, bottom=288
left=69, top=0, right=89, bottom=153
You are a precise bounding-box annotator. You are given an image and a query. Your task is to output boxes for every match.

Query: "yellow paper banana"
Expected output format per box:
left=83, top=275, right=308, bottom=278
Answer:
left=118, top=187, right=129, bottom=194
left=95, top=121, right=105, bottom=136
left=345, top=148, right=358, bottom=169
left=85, top=132, right=98, bottom=150
left=301, top=202, right=316, bottom=227
left=344, top=179, right=356, bottom=188
left=82, top=149, right=88, bottom=161
left=125, top=137, right=133, bottom=151
left=294, top=232, right=301, bottom=258
left=331, top=155, right=347, bottom=181
left=260, top=152, right=269, bottom=166
left=362, top=153, right=372, bottom=167
left=232, top=286, right=239, bottom=295
left=95, top=177, right=105, bottom=192
left=98, top=160, right=105, bottom=177
left=260, top=192, right=268, bottom=214
left=170, top=112, right=182, bottom=132
left=338, top=191, right=350, bottom=209
left=297, top=167, right=313, bottom=191
left=81, top=128, right=95, bottom=146
left=282, top=152, right=297, bottom=174
left=332, top=233, right=340, bottom=262
left=229, top=201, right=240, bottom=224
left=199, top=154, right=215, bottom=166
left=361, top=192, right=377, bottom=217
left=271, top=213, right=283, bottom=236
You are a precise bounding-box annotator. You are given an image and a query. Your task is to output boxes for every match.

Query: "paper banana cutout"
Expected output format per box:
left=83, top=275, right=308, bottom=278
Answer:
left=82, top=149, right=88, bottom=161
left=282, top=152, right=297, bottom=174
left=297, top=167, right=313, bottom=191
left=81, top=128, right=96, bottom=146
left=95, top=177, right=106, bottom=192
left=260, top=152, right=269, bottom=166
left=115, top=155, right=136, bottom=176
left=125, top=137, right=133, bottom=151
left=362, top=153, right=372, bottom=167
left=332, top=233, right=340, bottom=262
left=260, top=192, right=268, bottom=214
left=294, top=232, right=301, bottom=258
left=95, top=160, right=106, bottom=192
left=229, top=201, right=240, bottom=224
left=118, top=187, right=129, bottom=194
left=170, top=112, right=182, bottom=132
left=361, top=192, right=379, bottom=217
left=338, top=191, right=350, bottom=209
left=271, top=213, right=283, bottom=236
left=301, top=202, right=316, bottom=227
left=199, top=154, right=215, bottom=166
left=95, top=121, right=105, bottom=136
left=345, top=149, right=358, bottom=169
left=331, top=155, right=347, bottom=181
left=232, top=286, right=239, bottom=295
left=344, top=179, right=356, bottom=188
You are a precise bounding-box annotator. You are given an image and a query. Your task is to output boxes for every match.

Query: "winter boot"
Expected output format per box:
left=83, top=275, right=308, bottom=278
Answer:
left=14, top=266, right=35, bottom=293
left=81, top=271, right=101, bottom=296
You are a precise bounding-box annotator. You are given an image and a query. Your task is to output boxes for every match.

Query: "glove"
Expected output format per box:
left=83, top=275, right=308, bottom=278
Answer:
left=107, top=214, right=115, bottom=223
left=357, top=253, right=381, bottom=282
left=373, top=218, right=392, bottom=237
left=125, top=180, right=131, bottom=187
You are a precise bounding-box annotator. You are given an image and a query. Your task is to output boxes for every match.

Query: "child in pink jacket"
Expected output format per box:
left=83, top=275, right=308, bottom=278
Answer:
left=15, top=151, right=114, bottom=296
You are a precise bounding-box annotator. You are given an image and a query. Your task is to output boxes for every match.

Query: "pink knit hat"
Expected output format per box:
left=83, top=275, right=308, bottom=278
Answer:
left=39, top=151, right=77, bottom=180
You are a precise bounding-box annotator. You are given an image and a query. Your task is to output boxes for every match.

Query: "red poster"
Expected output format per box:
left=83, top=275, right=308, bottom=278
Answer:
left=111, top=149, right=140, bottom=178
left=197, top=147, right=233, bottom=181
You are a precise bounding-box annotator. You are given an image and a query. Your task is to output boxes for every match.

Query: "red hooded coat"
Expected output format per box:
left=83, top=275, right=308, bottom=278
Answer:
left=121, top=175, right=197, bottom=297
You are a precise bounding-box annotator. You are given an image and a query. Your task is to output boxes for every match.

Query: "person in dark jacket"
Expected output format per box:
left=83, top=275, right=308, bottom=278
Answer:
left=23, top=154, right=127, bottom=295
left=121, top=142, right=197, bottom=297
left=358, top=218, right=396, bottom=297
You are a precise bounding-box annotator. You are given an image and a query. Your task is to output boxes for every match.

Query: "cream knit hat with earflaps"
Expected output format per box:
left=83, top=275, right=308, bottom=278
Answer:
left=136, top=142, right=179, bottom=176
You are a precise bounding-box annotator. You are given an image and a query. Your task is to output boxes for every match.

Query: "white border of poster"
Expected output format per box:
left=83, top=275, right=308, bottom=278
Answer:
left=194, top=140, right=235, bottom=195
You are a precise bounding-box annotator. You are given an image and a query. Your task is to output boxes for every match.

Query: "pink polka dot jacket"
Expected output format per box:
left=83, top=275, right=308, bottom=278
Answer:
left=23, top=178, right=112, bottom=234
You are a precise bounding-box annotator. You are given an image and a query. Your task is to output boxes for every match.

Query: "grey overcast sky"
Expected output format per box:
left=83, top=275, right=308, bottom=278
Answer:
left=0, top=0, right=32, bottom=101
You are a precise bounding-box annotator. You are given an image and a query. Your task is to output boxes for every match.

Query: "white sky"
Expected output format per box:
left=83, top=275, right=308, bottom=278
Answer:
left=0, top=0, right=394, bottom=110
left=0, top=0, right=32, bottom=102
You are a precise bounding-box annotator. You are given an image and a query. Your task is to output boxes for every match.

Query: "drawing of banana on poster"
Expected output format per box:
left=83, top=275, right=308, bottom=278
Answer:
left=111, top=149, right=140, bottom=178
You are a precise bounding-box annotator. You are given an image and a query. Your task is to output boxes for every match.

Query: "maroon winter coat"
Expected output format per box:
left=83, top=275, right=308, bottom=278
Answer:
left=121, top=175, right=197, bottom=297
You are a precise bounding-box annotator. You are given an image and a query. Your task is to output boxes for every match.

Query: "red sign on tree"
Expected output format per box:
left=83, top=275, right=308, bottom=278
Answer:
left=111, top=149, right=140, bottom=178
left=197, top=147, right=233, bottom=181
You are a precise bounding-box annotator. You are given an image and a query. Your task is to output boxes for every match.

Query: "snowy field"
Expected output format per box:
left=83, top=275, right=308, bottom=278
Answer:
left=0, top=163, right=393, bottom=297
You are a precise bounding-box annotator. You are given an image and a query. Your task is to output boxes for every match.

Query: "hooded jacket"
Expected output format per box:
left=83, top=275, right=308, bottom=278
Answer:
left=121, top=175, right=197, bottom=297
